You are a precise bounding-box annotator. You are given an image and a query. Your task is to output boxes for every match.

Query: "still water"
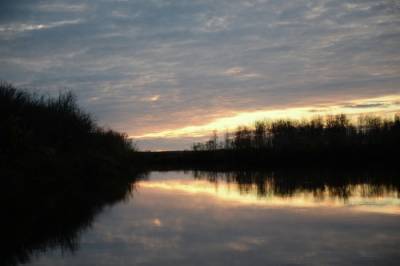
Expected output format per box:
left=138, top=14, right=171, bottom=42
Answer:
left=26, top=171, right=400, bottom=265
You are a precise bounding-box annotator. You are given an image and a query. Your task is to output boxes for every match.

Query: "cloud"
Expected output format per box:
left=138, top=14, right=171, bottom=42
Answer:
left=0, top=19, right=83, bottom=33
left=224, top=67, right=243, bottom=76
left=200, top=15, right=231, bottom=32
left=36, top=3, right=89, bottom=13
left=142, top=94, right=161, bottom=102
left=1, top=0, right=399, bottom=150
left=344, top=103, right=389, bottom=109
left=223, top=67, right=260, bottom=79
left=152, top=218, right=162, bottom=227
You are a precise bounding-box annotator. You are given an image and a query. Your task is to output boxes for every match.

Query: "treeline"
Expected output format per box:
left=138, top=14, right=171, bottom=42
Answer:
left=193, top=114, right=400, bottom=152
left=0, top=82, right=140, bottom=180
left=0, top=82, right=146, bottom=265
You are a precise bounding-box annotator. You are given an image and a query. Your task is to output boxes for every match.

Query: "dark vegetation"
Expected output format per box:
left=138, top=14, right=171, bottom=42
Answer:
left=143, top=113, right=400, bottom=167
left=0, top=82, right=139, bottom=180
left=0, top=82, right=146, bottom=266
left=193, top=114, right=400, bottom=154
left=1, top=82, right=399, bottom=265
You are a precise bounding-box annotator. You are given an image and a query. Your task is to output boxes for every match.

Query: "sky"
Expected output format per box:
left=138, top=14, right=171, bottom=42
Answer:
left=1, top=0, right=400, bottom=150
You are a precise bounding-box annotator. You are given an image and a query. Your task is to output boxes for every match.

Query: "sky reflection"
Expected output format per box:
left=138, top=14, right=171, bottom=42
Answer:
left=28, top=171, right=400, bottom=266
left=139, top=172, right=400, bottom=215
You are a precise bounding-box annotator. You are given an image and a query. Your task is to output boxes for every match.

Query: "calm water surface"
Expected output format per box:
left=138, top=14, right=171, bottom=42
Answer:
left=27, top=171, right=400, bottom=266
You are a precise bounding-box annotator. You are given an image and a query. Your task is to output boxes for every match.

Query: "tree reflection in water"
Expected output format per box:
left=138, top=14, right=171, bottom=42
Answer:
left=0, top=172, right=147, bottom=266
left=2, top=168, right=399, bottom=266
left=192, top=169, right=400, bottom=202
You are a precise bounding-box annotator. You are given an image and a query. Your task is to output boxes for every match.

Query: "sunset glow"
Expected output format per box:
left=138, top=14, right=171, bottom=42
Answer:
left=3, top=1, right=400, bottom=264
left=132, top=94, right=400, bottom=139
left=2, top=0, right=399, bottom=150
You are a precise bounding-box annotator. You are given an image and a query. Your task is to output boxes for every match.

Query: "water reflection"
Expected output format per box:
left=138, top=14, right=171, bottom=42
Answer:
left=140, top=170, right=400, bottom=214
left=1, top=172, right=146, bottom=266
left=6, top=170, right=400, bottom=266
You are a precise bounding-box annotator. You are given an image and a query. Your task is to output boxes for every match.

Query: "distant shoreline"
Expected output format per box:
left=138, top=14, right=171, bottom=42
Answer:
left=134, top=149, right=398, bottom=170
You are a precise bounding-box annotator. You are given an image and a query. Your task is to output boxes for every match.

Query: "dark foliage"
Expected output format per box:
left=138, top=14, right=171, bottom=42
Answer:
left=0, top=82, right=146, bottom=266
left=188, top=114, right=400, bottom=166
left=0, top=82, right=140, bottom=180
